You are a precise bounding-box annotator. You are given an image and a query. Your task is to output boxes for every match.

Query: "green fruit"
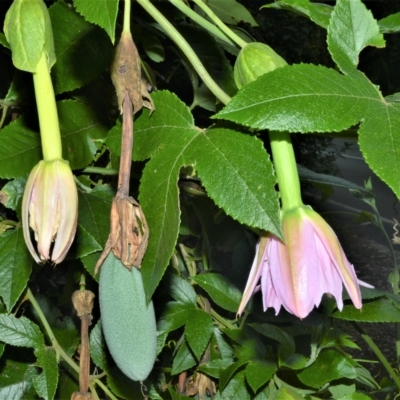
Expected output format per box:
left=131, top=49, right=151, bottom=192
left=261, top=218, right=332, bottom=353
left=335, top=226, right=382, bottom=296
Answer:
left=234, top=42, right=287, bottom=89
left=99, top=252, right=157, bottom=381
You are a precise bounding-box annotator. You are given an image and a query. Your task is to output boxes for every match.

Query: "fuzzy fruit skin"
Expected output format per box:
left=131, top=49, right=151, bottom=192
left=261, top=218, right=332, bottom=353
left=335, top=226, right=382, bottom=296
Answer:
left=99, top=252, right=157, bottom=381
left=234, top=42, right=287, bottom=89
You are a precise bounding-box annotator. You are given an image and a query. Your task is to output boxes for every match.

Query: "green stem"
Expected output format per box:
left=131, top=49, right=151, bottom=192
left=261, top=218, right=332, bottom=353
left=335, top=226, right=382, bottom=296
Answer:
left=82, top=166, right=119, bottom=175
left=32, top=52, right=62, bottom=161
left=93, top=378, right=119, bottom=400
left=268, top=131, right=303, bottom=210
left=123, top=0, right=131, bottom=34
left=191, top=0, right=247, bottom=48
left=169, top=0, right=235, bottom=47
left=352, top=322, right=400, bottom=391
left=27, top=288, right=80, bottom=374
left=136, top=0, right=231, bottom=105
left=196, top=297, right=236, bottom=330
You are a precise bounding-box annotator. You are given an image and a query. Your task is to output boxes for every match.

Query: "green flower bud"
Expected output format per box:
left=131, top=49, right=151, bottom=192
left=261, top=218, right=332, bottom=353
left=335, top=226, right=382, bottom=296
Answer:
left=22, top=159, right=78, bottom=264
left=234, top=42, right=287, bottom=89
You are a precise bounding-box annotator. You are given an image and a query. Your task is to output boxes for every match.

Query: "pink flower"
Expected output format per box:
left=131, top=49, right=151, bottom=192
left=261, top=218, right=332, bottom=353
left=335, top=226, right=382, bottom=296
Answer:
left=238, top=206, right=371, bottom=319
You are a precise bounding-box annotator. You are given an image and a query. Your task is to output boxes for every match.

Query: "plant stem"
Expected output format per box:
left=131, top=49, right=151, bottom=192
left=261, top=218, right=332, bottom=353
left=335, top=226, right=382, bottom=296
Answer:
left=136, top=0, right=231, bottom=105
left=32, top=52, right=62, bottom=161
left=27, top=288, right=80, bottom=374
left=82, top=166, right=119, bottom=175
left=93, top=378, right=119, bottom=400
left=352, top=322, right=400, bottom=391
left=123, top=0, right=131, bottom=34
left=169, top=0, right=235, bottom=47
left=191, top=0, right=247, bottom=48
left=268, top=131, right=303, bottom=210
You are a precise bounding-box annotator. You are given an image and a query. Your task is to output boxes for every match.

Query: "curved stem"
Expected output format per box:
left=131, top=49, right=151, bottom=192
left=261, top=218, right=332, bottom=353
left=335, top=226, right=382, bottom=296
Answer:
left=32, top=52, right=62, bottom=161
left=268, top=131, right=303, bottom=210
left=169, top=0, right=235, bottom=47
left=136, top=0, right=231, bottom=105
left=352, top=322, right=400, bottom=391
left=191, top=0, right=247, bottom=48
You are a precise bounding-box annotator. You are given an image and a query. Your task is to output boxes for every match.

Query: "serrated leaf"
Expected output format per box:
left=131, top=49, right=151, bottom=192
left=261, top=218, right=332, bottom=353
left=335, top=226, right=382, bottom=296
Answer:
left=192, top=273, right=242, bottom=312
left=214, top=65, right=378, bottom=133
left=0, top=360, right=39, bottom=399
left=198, top=359, right=233, bottom=378
left=206, top=0, right=258, bottom=27
left=219, top=369, right=251, bottom=400
left=49, top=1, right=113, bottom=94
left=0, top=116, right=42, bottom=179
left=249, top=323, right=295, bottom=352
left=185, top=309, right=213, bottom=360
left=58, top=100, right=107, bottom=170
left=72, top=0, right=118, bottom=43
left=171, top=341, right=197, bottom=375
left=215, top=65, right=400, bottom=201
left=245, top=360, right=276, bottom=393
left=33, top=347, right=58, bottom=400
left=379, top=12, right=400, bottom=34
left=1, top=177, right=27, bottom=215
left=327, top=0, right=385, bottom=75
left=0, top=315, right=43, bottom=348
left=113, top=90, right=280, bottom=301
left=106, top=367, right=146, bottom=400
left=169, top=274, right=197, bottom=305
left=213, top=328, right=234, bottom=359
left=0, top=229, right=32, bottom=311
left=69, top=224, right=102, bottom=260
left=157, top=302, right=195, bottom=335
left=333, top=297, right=400, bottom=322
left=219, top=358, right=249, bottom=391
left=298, top=350, right=356, bottom=389
left=90, top=320, right=108, bottom=371
left=263, top=0, right=332, bottom=29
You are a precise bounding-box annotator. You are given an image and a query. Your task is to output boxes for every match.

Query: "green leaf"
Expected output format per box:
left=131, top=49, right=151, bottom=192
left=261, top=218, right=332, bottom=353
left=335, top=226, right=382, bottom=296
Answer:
left=106, top=367, right=147, bottom=400
left=0, top=229, right=32, bottom=311
left=379, top=12, right=400, bottom=34
left=171, top=341, right=197, bottom=375
left=49, top=1, right=113, bottom=94
left=70, top=224, right=102, bottom=260
left=327, top=0, right=385, bottom=75
left=213, top=328, right=234, bottom=360
left=157, top=301, right=196, bottom=335
left=245, top=360, right=276, bottom=393
left=274, top=387, right=305, bottom=400
left=141, top=34, right=165, bottom=63
left=72, top=0, right=119, bottom=43
left=218, top=370, right=251, bottom=400
left=192, top=273, right=242, bottom=313
left=0, top=177, right=27, bottom=216
left=0, top=116, right=41, bottom=179
left=223, top=327, right=266, bottom=360
left=185, top=309, right=213, bottom=360
left=329, top=383, right=356, bottom=399
left=198, top=359, right=233, bottom=378
left=219, top=358, right=249, bottom=391
left=339, top=394, right=373, bottom=400
left=90, top=320, right=109, bottom=371
left=249, top=323, right=295, bottom=352
left=333, top=297, right=400, bottom=322
left=4, top=0, right=55, bottom=72
left=169, top=274, right=197, bottom=305
left=33, top=347, right=58, bottom=400
left=0, top=314, right=43, bottom=348
left=214, top=65, right=378, bottom=133
left=298, top=349, right=357, bottom=388
left=206, top=0, right=258, bottom=27
left=263, top=0, right=332, bottom=29
left=215, top=65, right=400, bottom=201
left=0, top=359, right=39, bottom=399
left=119, top=90, right=281, bottom=301
left=58, top=100, right=107, bottom=170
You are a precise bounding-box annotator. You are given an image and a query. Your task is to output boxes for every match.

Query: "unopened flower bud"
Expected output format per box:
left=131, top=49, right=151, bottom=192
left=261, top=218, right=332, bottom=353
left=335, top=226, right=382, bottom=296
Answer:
left=234, top=42, right=287, bottom=89
left=22, top=159, right=78, bottom=264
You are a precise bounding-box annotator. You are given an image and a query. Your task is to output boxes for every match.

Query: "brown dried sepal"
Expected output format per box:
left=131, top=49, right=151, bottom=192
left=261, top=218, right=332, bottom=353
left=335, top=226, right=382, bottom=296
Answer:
left=72, top=290, right=95, bottom=317
left=94, top=196, right=149, bottom=274
left=111, top=32, right=154, bottom=114
left=71, top=392, right=93, bottom=400
left=185, top=372, right=216, bottom=400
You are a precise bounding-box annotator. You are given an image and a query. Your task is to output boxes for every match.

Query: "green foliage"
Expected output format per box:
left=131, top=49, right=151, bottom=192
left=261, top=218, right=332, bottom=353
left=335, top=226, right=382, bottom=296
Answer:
left=1, top=0, right=400, bottom=398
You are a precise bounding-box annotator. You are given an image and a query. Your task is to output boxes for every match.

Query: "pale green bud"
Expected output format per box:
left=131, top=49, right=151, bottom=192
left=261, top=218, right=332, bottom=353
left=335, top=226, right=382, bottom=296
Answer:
left=234, top=42, right=287, bottom=89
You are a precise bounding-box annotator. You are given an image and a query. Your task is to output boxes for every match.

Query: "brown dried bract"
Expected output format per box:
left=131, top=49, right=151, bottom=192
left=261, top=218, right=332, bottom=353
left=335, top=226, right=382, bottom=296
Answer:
left=111, top=32, right=154, bottom=114
left=94, top=196, right=149, bottom=274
